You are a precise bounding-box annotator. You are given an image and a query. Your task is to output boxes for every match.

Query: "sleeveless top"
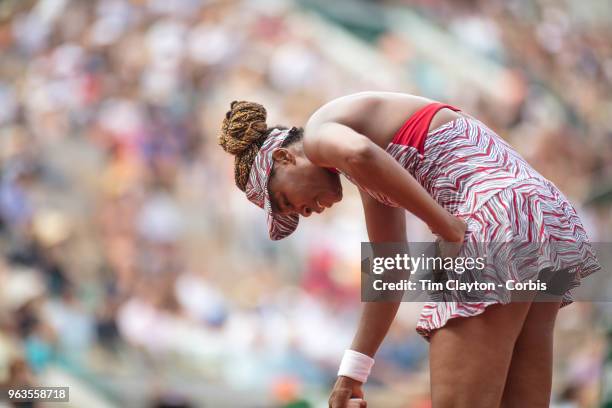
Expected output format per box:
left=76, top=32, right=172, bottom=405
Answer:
left=326, top=103, right=601, bottom=339
left=336, top=102, right=550, bottom=218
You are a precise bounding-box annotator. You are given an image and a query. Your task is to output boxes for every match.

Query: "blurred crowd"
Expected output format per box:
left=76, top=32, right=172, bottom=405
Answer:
left=406, top=0, right=612, bottom=207
left=0, top=0, right=609, bottom=406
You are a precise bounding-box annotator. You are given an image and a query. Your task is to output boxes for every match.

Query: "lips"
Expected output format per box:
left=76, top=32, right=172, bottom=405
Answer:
left=312, top=190, right=343, bottom=214
left=315, top=199, right=325, bottom=212
left=315, top=196, right=337, bottom=211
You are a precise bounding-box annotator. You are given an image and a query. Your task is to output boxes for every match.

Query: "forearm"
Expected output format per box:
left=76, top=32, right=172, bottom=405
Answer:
left=350, top=301, right=401, bottom=357
left=345, top=147, right=463, bottom=242
left=347, top=194, right=407, bottom=360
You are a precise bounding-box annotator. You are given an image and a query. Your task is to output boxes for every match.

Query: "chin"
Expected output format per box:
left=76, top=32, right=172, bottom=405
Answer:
left=329, top=189, right=342, bottom=205
left=333, top=188, right=343, bottom=202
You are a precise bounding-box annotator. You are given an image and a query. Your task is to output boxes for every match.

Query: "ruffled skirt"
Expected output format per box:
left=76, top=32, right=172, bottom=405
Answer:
left=415, top=178, right=601, bottom=340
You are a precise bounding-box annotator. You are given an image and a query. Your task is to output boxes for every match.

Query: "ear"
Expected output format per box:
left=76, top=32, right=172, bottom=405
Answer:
left=271, top=148, right=296, bottom=166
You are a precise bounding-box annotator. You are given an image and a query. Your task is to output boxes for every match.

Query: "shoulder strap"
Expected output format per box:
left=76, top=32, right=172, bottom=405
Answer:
left=392, top=103, right=460, bottom=153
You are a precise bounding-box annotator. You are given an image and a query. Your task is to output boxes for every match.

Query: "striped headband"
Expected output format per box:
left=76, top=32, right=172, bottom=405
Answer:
left=245, top=128, right=299, bottom=240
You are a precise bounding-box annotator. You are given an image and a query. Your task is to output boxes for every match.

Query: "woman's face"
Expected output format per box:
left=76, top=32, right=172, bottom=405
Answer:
left=268, top=145, right=342, bottom=217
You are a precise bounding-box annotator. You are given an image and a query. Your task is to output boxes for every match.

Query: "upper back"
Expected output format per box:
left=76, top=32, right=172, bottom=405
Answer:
left=305, top=92, right=437, bottom=148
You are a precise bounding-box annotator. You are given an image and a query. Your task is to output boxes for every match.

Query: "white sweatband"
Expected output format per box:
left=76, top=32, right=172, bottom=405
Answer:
left=337, top=349, right=375, bottom=383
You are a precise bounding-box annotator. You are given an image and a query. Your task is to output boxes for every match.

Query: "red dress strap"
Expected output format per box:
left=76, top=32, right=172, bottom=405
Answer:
left=391, top=103, right=460, bottom=154
left=324, top=103, right=459, bottom=173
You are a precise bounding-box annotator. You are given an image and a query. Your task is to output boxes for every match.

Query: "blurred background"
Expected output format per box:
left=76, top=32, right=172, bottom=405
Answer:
left=0, top=0, right=611, bottom=407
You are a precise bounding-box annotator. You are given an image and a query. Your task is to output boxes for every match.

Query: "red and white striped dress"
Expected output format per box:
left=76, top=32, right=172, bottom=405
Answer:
left=340, top=103, right=601, bottom=340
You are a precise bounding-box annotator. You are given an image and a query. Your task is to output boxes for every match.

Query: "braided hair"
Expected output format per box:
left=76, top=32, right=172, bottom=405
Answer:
left=219, top=100, right=303, bottom=191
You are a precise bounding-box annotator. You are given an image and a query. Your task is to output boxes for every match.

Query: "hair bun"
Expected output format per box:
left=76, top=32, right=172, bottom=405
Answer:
left=219, top=100, right=269, bottom=191
left=219, top=101, right=268, bottom=156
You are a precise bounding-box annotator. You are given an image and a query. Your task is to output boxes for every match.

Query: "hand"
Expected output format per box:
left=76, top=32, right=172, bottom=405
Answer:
left=429, top=214, right=467, bottom=244
left=436, top=216, right=467, bottom=258
left=437, top=237, right=463, bottom=259
left=447, top=215, right=467, bottom=243
left=329, top=376, right=366, bottom=408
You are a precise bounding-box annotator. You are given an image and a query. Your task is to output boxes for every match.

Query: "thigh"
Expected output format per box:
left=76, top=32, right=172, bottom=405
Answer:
left=429, top=301, right=532, bottom=408
left=501, top=300, right=562, bottom=408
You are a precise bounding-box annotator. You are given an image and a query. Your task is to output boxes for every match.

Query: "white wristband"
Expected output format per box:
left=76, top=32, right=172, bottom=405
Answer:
left=337, top=349, right=375, bottom=383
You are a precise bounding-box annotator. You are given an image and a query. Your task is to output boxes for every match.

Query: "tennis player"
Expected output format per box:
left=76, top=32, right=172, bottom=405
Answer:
left=218, top=92, right=600, bottom=407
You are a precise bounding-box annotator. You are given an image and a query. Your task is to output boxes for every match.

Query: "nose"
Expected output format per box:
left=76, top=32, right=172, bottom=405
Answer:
left=301, top=206, right=314, bottom=217
left=302, top=205, right=324, bottom=217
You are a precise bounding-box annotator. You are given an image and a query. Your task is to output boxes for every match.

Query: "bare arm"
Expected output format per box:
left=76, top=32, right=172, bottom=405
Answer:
left=350, top=191, right=406, bottom=357
left=304, top=122, right=465, bottom=242
left=314, top=121, right=465, bottom=407
left=329, top=192, right=407, bottom=407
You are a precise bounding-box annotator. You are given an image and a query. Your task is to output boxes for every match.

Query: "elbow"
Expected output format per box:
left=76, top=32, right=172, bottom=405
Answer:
left=344, top=140, right=376, bottom=169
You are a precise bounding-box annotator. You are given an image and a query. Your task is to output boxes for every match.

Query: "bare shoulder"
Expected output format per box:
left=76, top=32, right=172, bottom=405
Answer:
left=305, top=91, right=428, bottom=131
left=302, top=95, right=357, bottom=150
left=303, top=93, right=362, bottom=133
left=303, top=91, right=431, bottom=153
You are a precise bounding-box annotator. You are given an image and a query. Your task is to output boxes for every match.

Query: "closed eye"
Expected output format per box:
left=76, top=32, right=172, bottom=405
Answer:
left=282, top=195, right=295, bottom=214
left=272, top=194, right=293, bottom=215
